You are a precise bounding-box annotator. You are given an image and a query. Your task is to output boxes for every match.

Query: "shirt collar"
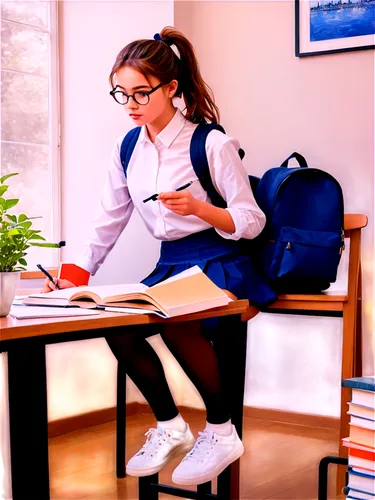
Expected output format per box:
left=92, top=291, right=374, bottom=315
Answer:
left=139, top=108, right=186, bottom=148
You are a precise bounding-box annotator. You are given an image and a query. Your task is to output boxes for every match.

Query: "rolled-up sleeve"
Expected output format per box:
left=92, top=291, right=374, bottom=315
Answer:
left=206, top=131, right=266, bottom=240
left=76, top=138, right=134, bottom=274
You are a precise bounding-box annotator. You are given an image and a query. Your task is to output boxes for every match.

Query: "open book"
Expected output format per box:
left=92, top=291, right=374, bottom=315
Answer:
left=23, top=266, right=230, bottom=318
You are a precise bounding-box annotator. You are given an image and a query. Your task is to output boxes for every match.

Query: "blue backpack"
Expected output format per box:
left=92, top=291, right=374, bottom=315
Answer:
left=251, top=152, right=345, bottom=292
left=120, top=124, right=344, bottom=293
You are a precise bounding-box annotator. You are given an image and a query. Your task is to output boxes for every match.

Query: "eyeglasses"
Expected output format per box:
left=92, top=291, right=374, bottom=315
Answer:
left=109, top=82, right=164, bottom=106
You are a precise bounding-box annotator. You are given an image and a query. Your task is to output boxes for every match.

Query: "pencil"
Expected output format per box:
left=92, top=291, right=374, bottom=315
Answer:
left=143, top=180, right=194, bottom=203
left=37, top=264, right=60, bottom=290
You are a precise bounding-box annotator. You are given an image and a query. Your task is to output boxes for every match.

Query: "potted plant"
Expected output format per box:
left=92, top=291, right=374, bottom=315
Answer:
left=0, top=172, right=60, bottom=316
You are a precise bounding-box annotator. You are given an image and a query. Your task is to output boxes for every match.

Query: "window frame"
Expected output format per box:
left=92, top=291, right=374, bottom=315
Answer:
left=1, top=0, right=62, bottom=269
left=49, top=0, right=62, bottom=268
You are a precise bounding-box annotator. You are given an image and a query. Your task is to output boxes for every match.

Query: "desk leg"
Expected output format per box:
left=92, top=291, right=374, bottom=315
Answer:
left=197, top=481, right=212, bottom=498
left=116, top=363, right=127, bottom=478
left=139, top=472, right=158, bottom=500
left=8, top=341, right=50, bottom=500
left=214, top=315, right=247, bottom=500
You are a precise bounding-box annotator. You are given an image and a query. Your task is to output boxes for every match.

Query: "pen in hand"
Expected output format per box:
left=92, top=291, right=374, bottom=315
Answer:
left=143, top=180, right=194, bottom=203
left=37, top=264, right=60, bottom=290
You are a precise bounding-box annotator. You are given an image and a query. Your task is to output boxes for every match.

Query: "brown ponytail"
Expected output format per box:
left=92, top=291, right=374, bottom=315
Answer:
left=109, top=26, right=220, bottom=124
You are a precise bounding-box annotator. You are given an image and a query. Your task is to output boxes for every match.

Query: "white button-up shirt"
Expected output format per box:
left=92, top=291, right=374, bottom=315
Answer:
left=78, top=108, right=265, bottom=275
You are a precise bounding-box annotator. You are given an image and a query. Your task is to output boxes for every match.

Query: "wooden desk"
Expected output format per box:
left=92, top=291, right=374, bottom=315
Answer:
left=0, top=300, right=249, bottom=500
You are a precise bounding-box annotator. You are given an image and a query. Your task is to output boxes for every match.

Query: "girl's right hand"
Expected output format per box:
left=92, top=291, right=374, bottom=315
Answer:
left=41, top=278, right=76, bottom=293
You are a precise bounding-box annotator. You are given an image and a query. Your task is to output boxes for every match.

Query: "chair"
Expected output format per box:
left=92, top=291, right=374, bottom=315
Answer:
left=242, top=213, right=368, bottom=493
left=115, top=213, right=368, bottom=495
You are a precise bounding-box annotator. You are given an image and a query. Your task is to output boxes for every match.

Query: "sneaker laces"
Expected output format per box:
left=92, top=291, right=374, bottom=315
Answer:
left=184, top=430, right=217, bottom=462
left=136, top=427, right=169, bottom=457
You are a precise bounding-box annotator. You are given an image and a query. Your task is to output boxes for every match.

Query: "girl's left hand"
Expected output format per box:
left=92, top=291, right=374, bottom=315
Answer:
left=158, top=190, right=200, bottom=216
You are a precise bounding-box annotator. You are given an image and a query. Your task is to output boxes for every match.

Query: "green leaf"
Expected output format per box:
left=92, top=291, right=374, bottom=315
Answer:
left=0, top=173, right=18, bottom=184
left=5, top=214, right=17, bottom=223
left=18, top=258, right=27, bottom=266
left=5, top=199, right=19, bottom=210
left=30, top=242, right=60, bottom=248
left=8, top=229, right=20, bottom=236
left=29, top=234, right=45, bottom=241
left=18, top=221, right=32, bottom=231
left=0, top=186, right=8, bottom=196
left=0, top=198, right=5, bottom=208
left=18, top=215, right=42, bottom=222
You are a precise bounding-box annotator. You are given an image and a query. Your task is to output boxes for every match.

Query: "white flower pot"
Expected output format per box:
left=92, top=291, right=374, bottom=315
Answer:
left=0, top=272, right=21, bottom=317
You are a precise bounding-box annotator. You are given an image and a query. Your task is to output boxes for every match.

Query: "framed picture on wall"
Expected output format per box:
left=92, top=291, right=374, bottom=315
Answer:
left=295, top=0, right=375, bottom=57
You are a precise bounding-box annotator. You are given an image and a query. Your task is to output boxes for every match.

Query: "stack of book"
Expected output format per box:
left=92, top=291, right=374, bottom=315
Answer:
left=342, top=376, right=375, bottom=499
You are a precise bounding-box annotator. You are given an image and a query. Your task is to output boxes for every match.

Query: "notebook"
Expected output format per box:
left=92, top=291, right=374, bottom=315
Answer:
left=348, top=402, right=375, bottom=421
left=9, top=306, right=100, bottom=320
left=22, top=266, right=230, bottom=318
left=349, top=424, right=375, bottom=448
left=103, top=306, right=167, bottom=318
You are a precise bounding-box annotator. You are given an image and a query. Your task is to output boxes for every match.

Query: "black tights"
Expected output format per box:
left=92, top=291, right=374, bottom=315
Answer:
left=105, top=319, right=232, bottom=424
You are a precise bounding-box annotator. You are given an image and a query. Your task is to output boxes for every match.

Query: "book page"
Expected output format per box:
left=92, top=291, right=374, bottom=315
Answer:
left=28, top=283, right=148, bottom=301
left=73, top=283, right=148, bottom=300
left=28, top=285, right=90, bottom=300
left=104, top=307, right=167, bottom=318
left=151, top=265, right=202, bottom=288
left=147, top=271, right=229, bottom=316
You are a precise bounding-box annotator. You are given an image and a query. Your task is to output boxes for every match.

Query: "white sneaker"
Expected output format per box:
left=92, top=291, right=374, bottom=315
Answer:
left=172, top=425, right=244, bottom=486
left=126, top=425, right=195, bottom=477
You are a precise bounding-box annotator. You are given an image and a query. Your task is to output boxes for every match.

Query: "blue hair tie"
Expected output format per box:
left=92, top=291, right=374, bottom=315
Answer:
left=153, top=33, right=172, bottom=46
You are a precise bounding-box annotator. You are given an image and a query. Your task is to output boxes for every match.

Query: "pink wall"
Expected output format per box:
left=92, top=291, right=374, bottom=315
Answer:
left=176, top=1, right=374, bottom=409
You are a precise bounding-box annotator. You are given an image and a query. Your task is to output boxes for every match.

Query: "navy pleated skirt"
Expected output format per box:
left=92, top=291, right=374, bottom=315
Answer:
left=141, top=228, right=277, bottom=308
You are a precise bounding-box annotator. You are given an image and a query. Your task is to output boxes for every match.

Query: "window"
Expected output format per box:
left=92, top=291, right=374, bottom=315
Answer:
left=1, top=0, right=60, bottom=269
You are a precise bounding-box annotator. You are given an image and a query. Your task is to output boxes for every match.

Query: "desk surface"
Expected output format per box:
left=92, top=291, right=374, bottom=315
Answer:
left=0, top=299, right=249, bottom=343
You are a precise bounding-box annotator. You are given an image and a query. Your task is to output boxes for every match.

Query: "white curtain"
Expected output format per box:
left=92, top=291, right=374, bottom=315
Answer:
left=0, top=354, right=12, bottom=500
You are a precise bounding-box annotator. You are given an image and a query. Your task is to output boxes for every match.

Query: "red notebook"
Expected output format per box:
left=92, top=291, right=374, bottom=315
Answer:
left=342, top=437, right=375, bottom=461
left=59, top=263, right=90, bottom=286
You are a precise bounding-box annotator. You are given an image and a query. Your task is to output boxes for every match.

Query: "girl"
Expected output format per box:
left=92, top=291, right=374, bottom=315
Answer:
left=43, top=27, right=276, bottom=485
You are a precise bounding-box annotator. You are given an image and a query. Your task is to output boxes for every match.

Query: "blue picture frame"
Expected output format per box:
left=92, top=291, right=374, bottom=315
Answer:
left=295, top=0, right=375, bottom=57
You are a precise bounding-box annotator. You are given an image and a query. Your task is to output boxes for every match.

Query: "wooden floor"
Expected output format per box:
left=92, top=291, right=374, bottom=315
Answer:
left=49, top=409, right=345, bottom=500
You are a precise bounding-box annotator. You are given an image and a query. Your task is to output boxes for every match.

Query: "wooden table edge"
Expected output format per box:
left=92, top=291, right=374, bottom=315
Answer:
left=0, top=300, right=249, bottom=342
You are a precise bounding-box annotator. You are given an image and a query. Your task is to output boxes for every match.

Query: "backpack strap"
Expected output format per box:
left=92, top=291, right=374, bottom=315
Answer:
left=280, top=152, right=308, bottom=169
left=120, top=126, right=142, bottom=177
left=190, top=123, right=246, bottom=208
left=190, top=123, right=228, bottom=208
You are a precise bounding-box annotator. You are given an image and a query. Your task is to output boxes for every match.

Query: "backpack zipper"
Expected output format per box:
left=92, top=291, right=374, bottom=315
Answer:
left=340, top=229, right=345, bottom=255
